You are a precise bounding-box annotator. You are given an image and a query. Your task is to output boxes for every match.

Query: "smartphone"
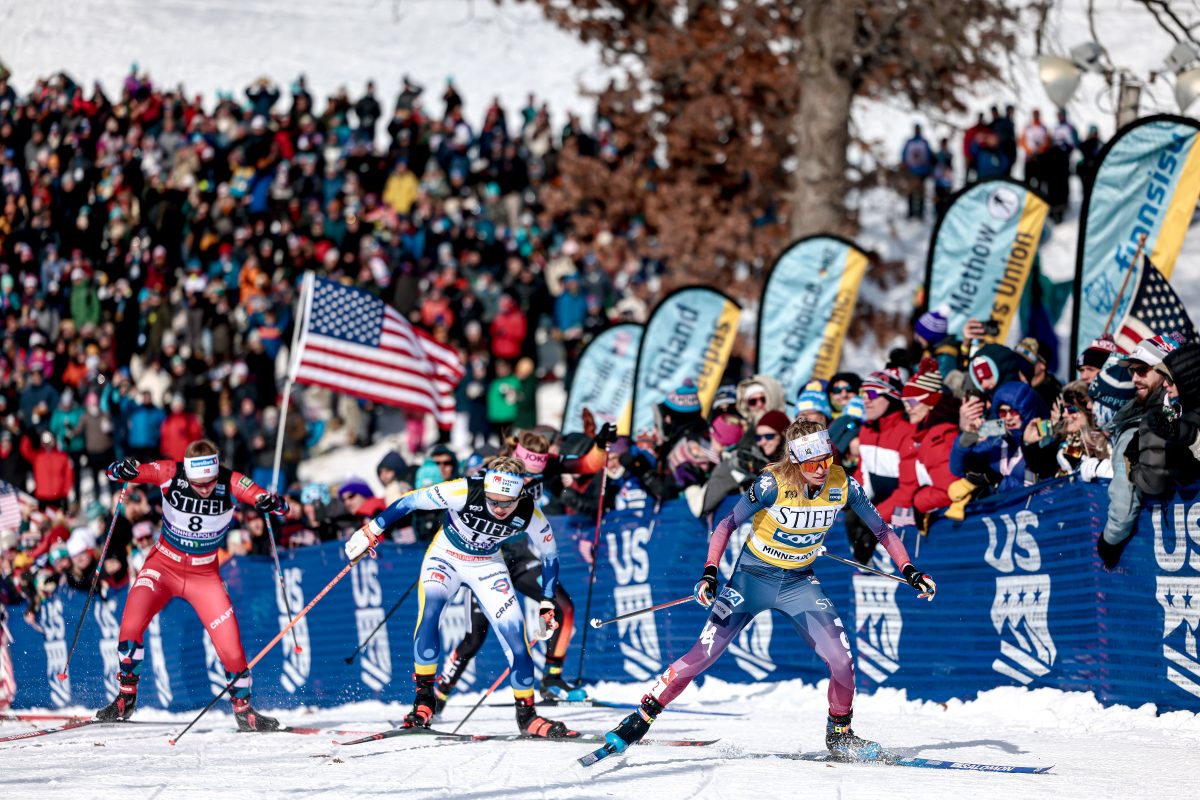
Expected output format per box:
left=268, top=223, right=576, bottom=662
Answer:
left=978, top=418, right=1006, bottom=439
left=1034, top=419, right=1054, bottom=439
left=982, top=319, right=1001, bottom=337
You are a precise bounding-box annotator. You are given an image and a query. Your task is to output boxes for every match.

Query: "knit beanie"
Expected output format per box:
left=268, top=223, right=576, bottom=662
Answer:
left=902, top=357, right=944, bottom=405
left=710, top=413, right=747, bottom=448
left=861, top=368, right=903, bottom=400
left=840, top=395, right=867, bottom=420
left=1077, top=334, right=1118, bottom=370
left=756, top=410, right=790, bottom=435
left=914, top=305, right=950, bottom=346
left=795, top=387, right=833, bottom=420
left=664, top=380, right=702, bottom=413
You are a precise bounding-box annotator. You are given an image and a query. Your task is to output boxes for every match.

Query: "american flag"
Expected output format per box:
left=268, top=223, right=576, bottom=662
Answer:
left=1114, top=256, right=1196, bottom=354
left=293, top=276, right=464, bottom=429
left=0, top=481, right=23, bottom=532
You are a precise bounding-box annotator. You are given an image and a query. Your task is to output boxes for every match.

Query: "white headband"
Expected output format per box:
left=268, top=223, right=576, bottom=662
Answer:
left=787, top=430, right=832, bottom=464
left=483, top=470, right=524, bottom=498
left=183, top=454, right=220, bottom=482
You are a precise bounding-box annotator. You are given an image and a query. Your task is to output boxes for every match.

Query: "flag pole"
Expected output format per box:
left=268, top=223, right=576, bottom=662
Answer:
left=1102, top=234, right=1147, bottom=338
left=270, top=272, right=314, bottom=493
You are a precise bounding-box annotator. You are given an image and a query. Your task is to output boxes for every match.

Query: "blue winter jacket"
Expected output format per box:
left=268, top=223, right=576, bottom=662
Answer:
left=951, top=382, right=1047, bottom=493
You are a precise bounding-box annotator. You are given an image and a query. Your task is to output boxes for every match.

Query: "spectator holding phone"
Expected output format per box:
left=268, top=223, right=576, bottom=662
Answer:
left=951, top=381, right=1047, bottom=495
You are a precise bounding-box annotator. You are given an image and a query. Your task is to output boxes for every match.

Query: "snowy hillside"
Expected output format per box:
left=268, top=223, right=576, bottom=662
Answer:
left=3, top=679, right=1198, bottom=799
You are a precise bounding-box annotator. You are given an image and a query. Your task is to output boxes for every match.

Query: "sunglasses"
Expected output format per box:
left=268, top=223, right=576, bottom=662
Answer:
left=754, top=433, right=779, bottom=442
left=861, top=389, right=887, bottom=401
left=996, top=407, right=1020, bottom=418
left=830, top=384, right=854, bottom=394
left=191, top=479, right=217, bottom=489
left=1129, top=364, right=1152, bottom=377
left=746, top=396, right=767, bottom=407
left=798, top=456, right=833, bottom=475
left=1062, top=405, right=1081, bottom=416
left=486, top=497, right=518, bottom=510
left=902, top=396, right=924, bottom=409
left=434, top=459, right=455, bottom=467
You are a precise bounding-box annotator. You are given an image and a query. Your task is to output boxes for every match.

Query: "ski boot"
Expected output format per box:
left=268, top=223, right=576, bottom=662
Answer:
left=825, top=713, right=886, bottom=762
left=96, top=674, right=139, bottom=721
left=233, top=697, right=281, bottom=732
left=433, top=676, right=454, bottom=715
left=402, top=674, right=437, bottom=728
left=540, top=666, right=588, bottom=703
left=515, top=695, right=574, bottom=738
left=604, top=695, right=663, bottom=753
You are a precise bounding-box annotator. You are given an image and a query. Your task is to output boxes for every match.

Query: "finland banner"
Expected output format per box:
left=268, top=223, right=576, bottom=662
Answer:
left=1073, top=114, right=1200, bottom=359
left=756, top=235, right=868, bottom=398
left=562, top=323, right=644, bottom=436
left=631, top=287, right=740, bottom=436
left=924, top=178, right=1049, bottom=342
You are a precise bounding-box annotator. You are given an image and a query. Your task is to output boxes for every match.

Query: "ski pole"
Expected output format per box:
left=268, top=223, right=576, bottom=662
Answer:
left=451, top=667, right=510, bottom=735
left=263, top=510, right=302, bottom=654
left=59, top=485, right=127, bottom=681
left=168, top=559, right=355, bottom=745
left=573, top=445, right=611, bottom=685
left=588, top=594, right=693, bottom=629
left=344, top=577, right=418, bottom=664
left=816, top=547, right=907, bottom=584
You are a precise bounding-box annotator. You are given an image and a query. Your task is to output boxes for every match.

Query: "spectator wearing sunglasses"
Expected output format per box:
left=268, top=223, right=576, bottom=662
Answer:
left=686, top=410, right=789, bottom=519
left=825, top=373, right=862, bottom=417
left=1131, top=341, right=1200, bottom=499
left=735, top=375, right=786, bottom=426
left=1098, top=334, right=1180, bottom=567
left=887, top=359, right=961, bottom=529
left=951, top=381, right=1047, bottom=496
left=338, top=478, right=387, bottom=523
left=1035, top=381, right=1111, bottom=480
left=849, top=369, right=909, bottom=563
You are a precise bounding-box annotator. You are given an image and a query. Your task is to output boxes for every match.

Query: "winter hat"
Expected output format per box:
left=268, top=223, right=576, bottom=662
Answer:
left=711, top=384, right=739, bottom=414
left=861, top=368, right=903, bottom=400
left=338, top=478, right=375, bottom=500
left=840, top=395, right=867, bottom=421
left=1158, top=343, right=1200, bottom=413
left=376, top=451, right=407, bottom=477
left=67, top=527, right=95, bottom=558
left=914, top=305, right=951, bottom=346
left=1119, top=333, right=1185, bottom=368
left=664, top=380, right=701, bottom=414
left=756, top=410, right=790, bottom=436
left=827, top=372, right=862, bottom=394
left=795, top=386, right=833, bottom=420
left=50, top=543, right=70, bottom=562
left=1089, top=354, right=1135, bottom=427
left=1013, top=338, right=1040, bottom=367
left=609, top=436, right=633, bottom=458
left=710, top=413, right=747, bottom=448
left=828, top=414, right=861, bottom=456
left=1077, top=334, right=1119, bottom=370
left=902, top=357, right=944, bottom=405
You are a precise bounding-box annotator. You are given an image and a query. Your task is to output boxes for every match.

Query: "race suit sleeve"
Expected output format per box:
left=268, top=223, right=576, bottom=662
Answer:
left=369, top=478, right=469, bottom=533
left=704, top=469, right=779, bottom=568
left=229, top=471, right=270, bottom=505
left=846, top=475, right=914, bottom=569
left=106, top=459, right=178, bottom=485
left=557, top=444, right=606, bottom=475
left=522, top=509, right=560, bottom=598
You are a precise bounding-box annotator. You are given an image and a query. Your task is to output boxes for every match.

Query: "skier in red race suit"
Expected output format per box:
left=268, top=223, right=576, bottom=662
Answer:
left=95, top=439, right=288, bottom=731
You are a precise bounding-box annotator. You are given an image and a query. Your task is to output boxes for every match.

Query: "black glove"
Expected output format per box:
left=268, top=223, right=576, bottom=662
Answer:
left=693, top=563, right=719, bottom=607
left=255, top=493, right=288, bottom=514
left=594, top=422, right=617, bottom=450
left=110, top=457, right=140, bottom=481
left=1145, top=407, right=1177, bottom=439
left=902, top=564, right=937, bottom=601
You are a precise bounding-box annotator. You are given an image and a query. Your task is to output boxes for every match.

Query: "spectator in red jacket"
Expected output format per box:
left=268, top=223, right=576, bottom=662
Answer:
left=888, top=359, right=961, bottom=530
left=159, top=396, right=204, bottom=461
left=19, top=431, right=75, bottom=509
left=490, top=293, right=528, bottom=362
left=850, top=368, right=911, bottom=562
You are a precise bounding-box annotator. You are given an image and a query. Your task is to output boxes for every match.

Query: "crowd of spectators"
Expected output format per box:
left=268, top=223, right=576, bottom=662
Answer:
left=0, top=65, right=654, bottom=622
left=1, top=63, right=1195, bottom=639
left=900, top=104, right=1105, bottom=222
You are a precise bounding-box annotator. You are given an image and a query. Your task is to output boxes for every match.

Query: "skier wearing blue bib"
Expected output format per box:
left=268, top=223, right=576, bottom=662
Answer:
left=344, top=455, right=575, bottom=738
left=602, top=418, right=936, bottom=761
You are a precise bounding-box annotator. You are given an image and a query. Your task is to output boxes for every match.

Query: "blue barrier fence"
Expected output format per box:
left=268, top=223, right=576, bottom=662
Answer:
left=7, top=476, right=1200, bottom=713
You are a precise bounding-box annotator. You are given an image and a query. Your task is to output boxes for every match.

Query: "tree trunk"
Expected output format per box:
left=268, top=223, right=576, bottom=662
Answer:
left=789, top=5, right=857, bottom=239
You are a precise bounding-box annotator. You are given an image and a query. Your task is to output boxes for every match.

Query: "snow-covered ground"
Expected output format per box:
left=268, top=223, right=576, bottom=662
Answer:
left=3, top=679, right=1197, bottom=799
